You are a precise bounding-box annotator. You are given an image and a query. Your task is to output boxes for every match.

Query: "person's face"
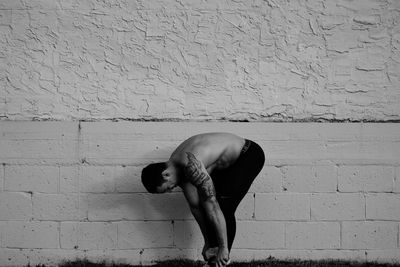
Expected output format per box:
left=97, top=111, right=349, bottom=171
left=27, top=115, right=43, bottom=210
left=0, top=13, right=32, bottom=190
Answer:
left=156, top=180, right=176, bottom=193
left=156, top=167, right=178, bottom=193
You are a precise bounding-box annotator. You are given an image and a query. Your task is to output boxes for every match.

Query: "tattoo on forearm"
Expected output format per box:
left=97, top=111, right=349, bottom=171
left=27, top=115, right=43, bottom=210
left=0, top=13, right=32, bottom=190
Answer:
left=185, top=152, right=216, bottom=201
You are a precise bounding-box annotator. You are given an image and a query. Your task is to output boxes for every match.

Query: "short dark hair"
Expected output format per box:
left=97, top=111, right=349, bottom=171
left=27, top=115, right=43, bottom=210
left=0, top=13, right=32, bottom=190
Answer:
left=141, top=162, right=167, bottom=193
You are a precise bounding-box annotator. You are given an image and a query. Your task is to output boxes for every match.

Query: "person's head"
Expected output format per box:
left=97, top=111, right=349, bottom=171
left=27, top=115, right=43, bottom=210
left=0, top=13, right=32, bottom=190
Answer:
left=141, top=161, right=180, bottom=193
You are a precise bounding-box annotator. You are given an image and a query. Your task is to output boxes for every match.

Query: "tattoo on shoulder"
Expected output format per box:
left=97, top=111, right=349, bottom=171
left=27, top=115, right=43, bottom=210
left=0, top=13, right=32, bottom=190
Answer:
left=184, top=152, right=216, bottom=201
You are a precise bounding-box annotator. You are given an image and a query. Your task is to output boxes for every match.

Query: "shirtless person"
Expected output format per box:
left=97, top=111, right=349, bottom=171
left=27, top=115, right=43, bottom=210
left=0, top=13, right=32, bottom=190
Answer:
left=141, top=133, right=265, bottom=267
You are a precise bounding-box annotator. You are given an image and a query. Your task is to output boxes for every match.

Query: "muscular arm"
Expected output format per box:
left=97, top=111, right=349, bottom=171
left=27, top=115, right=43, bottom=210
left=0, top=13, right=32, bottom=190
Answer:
left=184, top=152, right=228, bottom=250
left=190, top=205, right=211, bottom=244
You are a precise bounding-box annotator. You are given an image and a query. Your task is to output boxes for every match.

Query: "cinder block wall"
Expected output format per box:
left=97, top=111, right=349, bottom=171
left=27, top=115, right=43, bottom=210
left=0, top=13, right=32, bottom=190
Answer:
left=1, top=0, right=400, bottom=265
left=0, top=122, right=399, bottom=266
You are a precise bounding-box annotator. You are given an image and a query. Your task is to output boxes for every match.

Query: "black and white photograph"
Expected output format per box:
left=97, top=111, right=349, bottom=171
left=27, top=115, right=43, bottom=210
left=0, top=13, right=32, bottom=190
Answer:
left=0, top=0, right=399, bottom=266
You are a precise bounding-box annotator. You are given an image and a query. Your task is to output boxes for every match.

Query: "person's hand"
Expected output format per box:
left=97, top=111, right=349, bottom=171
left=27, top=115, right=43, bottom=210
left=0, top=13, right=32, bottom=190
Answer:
left=202, top=244, right=218, bottom=262
left=215, top=247, right=230, bottom=267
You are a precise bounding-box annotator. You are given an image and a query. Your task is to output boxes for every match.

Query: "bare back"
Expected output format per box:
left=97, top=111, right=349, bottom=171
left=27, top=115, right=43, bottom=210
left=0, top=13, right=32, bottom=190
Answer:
left=170, top=132, right=245, bottom=175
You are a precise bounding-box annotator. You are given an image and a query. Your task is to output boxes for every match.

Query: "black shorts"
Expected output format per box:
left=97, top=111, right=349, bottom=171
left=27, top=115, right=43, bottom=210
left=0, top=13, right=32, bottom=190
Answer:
left=211, top=139, right=265, bottom=202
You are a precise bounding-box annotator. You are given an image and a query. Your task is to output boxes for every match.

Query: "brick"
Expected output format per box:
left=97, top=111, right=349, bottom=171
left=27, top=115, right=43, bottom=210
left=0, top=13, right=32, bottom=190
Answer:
left=366, top=249, right=400, bottom=264
left=173, top=220, right=203, bottom=249
left=311, top=193, right=364, bottom=220
left=338, top=165, right=394, bottom=192
left=60, top=222, right=117, bottom=250
left=87, top=193, right=145, bottom=221
left=115, top=165, right=145, bottom=192
left=282, top=165, right=337, bottom=192
left=0, top=122, right=77, bottom=139
left=234, top=221, right=284, bottom=249
left=255, top=193, right=310, bottom=220
left=0, top=192, right=32, bottom=220
left=366, top=193, right=400, bottom=220
left=79, top=166, right=116, bottom=193
left=342, top=221, right=398, bottom=249
left=285, top=222, right=340, bottom=249
left=0, top=221, right=3, bottom=246
left=3, top=221, right=59, bottom=249
left=81, top=122, right=189, bottom=164
left=249, top=123, right=359, bottom=141
left=0, top=248, right=30, bottom=266
left=59, top=166, right=78, bottom=193
left=0, top=122, right=78, bottom=164
left=249, top=166, right=283, bottom=193
left=325, top=141, right=400, bottom=165
left=5, top=165, right=59, bottom=193
left=23, top=249, right=85, bottom=267
left=117, top=221, right=173, bottom=249
left=260, top=140, right=327, bottom=164
left=236, top=193, right=255, bottom=220
left=141, top=193, right=192, bottom=220
left=360, top=123, right=400, bottom=142
left=81, top=138, right=175, bottom=165
left=33, top=193, right=86, bottom=220
left=395, top=167, right=400, bottom=193
left=87, top=193, right=191, bottom=221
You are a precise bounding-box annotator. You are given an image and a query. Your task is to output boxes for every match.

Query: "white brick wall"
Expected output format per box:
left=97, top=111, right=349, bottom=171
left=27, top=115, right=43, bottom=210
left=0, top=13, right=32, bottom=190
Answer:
left=0, top=122, right=400, bottom=265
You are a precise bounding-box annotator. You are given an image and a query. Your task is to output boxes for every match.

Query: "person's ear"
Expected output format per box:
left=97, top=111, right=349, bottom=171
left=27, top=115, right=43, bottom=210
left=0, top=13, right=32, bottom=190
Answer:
left=161, top=169, right=169, bottom=181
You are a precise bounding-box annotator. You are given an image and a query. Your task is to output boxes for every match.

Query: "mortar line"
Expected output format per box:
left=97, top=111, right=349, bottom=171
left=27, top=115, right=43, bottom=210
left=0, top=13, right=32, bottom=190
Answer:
left=58, top=221, right=61, bottom=249
left=172, top=220, right=175, bottom=247
left=364, top=192, right=366, bottom=220
left=309, top=193, right=311, bottom=221
left=253, top=192, right=256, bottom=219
left=30, top=190, right=33, bottom=222
left=283, top=221, right=286, bottom=249
left=339, top=221, right=342, bottom=249
left=397, top=223, right=399, bottom=248
left=57, top=165, right=60, bottom=194
left=77, top=120, right=83, bottom=221
left=2, top=163, right=5, bottom=191
left=394, top=166, right=397, bottom=193
left=336, top=164, right=339, bottom=192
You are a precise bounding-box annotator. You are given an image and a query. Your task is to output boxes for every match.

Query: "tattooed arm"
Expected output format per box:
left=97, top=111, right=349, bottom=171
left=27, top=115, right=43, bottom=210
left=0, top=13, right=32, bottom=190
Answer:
left=184, top=152, right=229, bottom=265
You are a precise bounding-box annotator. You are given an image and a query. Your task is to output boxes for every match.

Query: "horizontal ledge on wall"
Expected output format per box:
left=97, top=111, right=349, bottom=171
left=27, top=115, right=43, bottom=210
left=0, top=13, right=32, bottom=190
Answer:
left=2, top=118, right=400, bottom=123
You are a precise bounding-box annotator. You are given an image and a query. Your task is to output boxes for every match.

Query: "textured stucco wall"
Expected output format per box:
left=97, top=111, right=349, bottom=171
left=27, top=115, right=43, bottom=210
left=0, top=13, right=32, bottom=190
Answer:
left=1, top=122, right=400, bottom=265
left=1, top=0, right=400, bottom=121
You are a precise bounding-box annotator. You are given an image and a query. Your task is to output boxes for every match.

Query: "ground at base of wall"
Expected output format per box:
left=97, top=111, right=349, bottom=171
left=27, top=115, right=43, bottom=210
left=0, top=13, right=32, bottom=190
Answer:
left=54, top=258, right=400, bottom=267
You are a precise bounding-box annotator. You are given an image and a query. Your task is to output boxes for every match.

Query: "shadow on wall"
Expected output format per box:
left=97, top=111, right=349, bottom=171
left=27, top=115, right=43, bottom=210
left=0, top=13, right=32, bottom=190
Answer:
left=81, top=144, right=197, bottom=253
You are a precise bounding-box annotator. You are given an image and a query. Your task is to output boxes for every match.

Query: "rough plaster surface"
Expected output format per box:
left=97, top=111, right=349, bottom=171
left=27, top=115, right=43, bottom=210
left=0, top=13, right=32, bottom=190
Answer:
left=0, top=121, right=400, bottom=265
left=1, top=0, right=400, bottom=121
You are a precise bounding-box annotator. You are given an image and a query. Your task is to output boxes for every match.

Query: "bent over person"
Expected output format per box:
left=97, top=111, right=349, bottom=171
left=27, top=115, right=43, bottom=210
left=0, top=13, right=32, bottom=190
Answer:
left=141, top=132, right=265, bottom=267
